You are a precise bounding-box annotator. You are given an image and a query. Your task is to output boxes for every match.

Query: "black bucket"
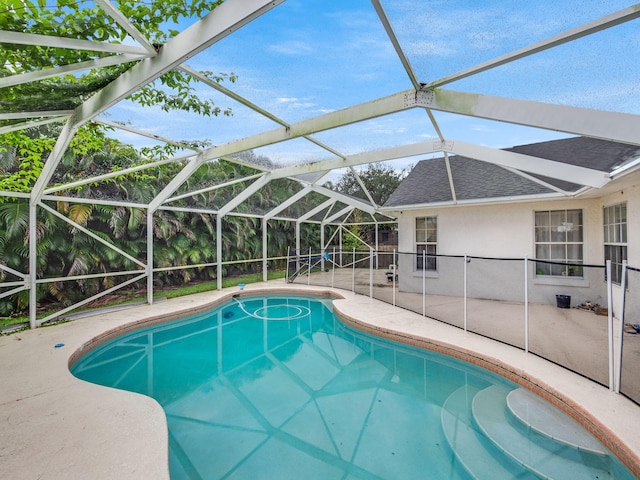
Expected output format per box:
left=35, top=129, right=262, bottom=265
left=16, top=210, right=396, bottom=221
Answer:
left=556, top=295, right=571, bottom=309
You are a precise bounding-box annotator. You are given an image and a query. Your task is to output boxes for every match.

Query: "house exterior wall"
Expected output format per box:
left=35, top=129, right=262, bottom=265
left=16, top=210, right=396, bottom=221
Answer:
left=601, top=183, right=640, bottom=319
left=393, top=180, right=640, bottom=317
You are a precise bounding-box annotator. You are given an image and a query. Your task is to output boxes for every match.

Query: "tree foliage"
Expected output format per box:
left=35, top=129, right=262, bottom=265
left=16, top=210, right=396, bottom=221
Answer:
left=0, top=131, right=319, bottom=316
left=332, top=162, right=408, bottom=206
left=0, top=0, right=231, bottom=116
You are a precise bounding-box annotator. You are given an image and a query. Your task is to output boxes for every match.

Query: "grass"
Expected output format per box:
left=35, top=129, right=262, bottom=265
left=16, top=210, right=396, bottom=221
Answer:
left=0, top=270, right=287, bottom=331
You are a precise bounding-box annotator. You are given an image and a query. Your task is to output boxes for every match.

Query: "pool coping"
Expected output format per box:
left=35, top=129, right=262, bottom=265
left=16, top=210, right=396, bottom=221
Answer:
left=1, top=282, right=639, bottom=479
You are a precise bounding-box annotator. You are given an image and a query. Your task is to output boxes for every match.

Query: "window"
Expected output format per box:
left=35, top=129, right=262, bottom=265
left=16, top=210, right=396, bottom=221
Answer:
left=535, top=209, right=583, bottom=277
left=416, top=216, right=437, bottom=270
left=604, top=203, right=627, bottom=285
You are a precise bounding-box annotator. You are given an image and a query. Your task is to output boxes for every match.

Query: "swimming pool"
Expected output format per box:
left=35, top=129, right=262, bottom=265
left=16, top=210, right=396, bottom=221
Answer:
left=71, top=294, right=635, bottom=479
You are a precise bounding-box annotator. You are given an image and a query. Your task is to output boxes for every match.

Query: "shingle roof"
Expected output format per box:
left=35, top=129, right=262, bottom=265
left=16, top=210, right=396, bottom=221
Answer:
left=384, top=137, right=640, bottom=207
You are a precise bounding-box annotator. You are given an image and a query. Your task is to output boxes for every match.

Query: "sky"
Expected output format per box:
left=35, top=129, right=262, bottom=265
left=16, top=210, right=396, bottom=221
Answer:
left=104, top=0, right=640, bottom=172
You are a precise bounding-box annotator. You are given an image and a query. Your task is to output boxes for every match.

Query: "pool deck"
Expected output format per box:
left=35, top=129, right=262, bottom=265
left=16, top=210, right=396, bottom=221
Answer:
left=1, top=280, right=639, bottom=479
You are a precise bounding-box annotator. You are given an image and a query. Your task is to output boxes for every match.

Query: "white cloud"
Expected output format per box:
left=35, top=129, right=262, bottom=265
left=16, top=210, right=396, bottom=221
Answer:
left=470, top=124, right=494, bottom=133
left=267, top=40, right=314, bottom=56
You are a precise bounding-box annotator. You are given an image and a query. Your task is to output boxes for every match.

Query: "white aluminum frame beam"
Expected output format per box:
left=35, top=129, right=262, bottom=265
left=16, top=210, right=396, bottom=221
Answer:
left=0, top=30, right=150, bottom=55
left=263, top=186, right=312, bottom=220
left=74, top=0, right=283, bottom=123
left=298, top=199, right=335, bottom=222
left=0, top=54, right=149, bottom=88
left=350, top=166, right=378, bottom=208
left=448, top=140, right=609, bottom=188
left=0, top=116, right=69, bottom=135
left=37, top=273, right=147, bottom=326
left=0, top=191, right=30, bottom=199
left=325, top=206, right=354, bottom=225
left=417, top=89, right=640, bottom=147
left=44, top=155, right=189, bottom=195
left=200, top=90, right=415, bottom=163
left=0, top=111, right=73, bottom=120
left=501, top=166, right=574, bottom=196
left=95, top=0, right=158, bottom=55
left=41, top=195, right=148, bottom=209
left=270, top=140, right=442, bottom=179
left=310, top=184, right=376, bottom=215
left=0, top=263, right=26, bottom=279
left=165, top=173, right=264, bottom=204
left=217, top=174, right=271, bottom=217
left=95, top=118, right=202, bottom=152
left=371, top=0, right=420, bottom=89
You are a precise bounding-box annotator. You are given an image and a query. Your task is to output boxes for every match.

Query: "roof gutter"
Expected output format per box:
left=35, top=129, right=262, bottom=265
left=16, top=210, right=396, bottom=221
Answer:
left=609, top=157, right=640, bottom=180
left=379, top=192, right=572, bottom=212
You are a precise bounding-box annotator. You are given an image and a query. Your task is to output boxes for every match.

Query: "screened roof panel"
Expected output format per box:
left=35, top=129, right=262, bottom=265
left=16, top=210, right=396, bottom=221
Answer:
left=311, top=109, right=441, bottom=158
left=166, top=160, right=265, bottom=210
left=276, top=190, right=333, bottom=220
left=447, top=18, right=640, bottom=113
left=247, top=137, right=342, bottom=168
left=382, top=0, right=635, bottom=86
left=192, top=0, right=412, bottom=124
left=166, top=175, right=266, bottom=212
left=49, top=157, right=186, bottom=205
left=231, top=178, right=305, bottom=216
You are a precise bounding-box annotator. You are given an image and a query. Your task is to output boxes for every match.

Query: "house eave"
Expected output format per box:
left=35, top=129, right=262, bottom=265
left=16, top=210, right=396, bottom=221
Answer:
left=380, top=192, right=574, bottom=212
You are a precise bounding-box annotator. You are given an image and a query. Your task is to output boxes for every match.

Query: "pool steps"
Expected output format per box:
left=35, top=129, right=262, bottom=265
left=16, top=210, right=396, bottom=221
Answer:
left=442, top=385, right=617, bottom=480
left=505, top=387, right=607, bottom=458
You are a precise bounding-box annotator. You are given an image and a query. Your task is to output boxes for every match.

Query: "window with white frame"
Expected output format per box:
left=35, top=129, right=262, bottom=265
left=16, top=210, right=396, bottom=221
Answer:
left=603, top=202, right=627, bottom=285
left=416, top=216, right=437, bottom=270
left=535, top=209, right=583, bottom=277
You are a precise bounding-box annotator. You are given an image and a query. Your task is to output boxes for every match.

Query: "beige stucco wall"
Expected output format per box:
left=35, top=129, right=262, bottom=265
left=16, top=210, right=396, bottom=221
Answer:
left=391, top=178, right=640, bottom=314
left=397, top=197, right=611, bottom=262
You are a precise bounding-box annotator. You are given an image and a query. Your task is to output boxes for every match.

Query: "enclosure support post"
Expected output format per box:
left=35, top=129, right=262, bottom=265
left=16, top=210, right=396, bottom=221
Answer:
left=375, top=224, right=379, bottom=270
left=352, top=247, right=355, bottom=292
left=146, top=209, right=154, bottom=305
left=216, top=215, right=223, bottom=291
left=524, top=257, right=529, bottom=353
left=616, top=261, right=627, bottom=394
left=307, top=247, right=312, bottom=286
left=392, top=249, right=396, bottom=307
left=607, top=260, right=614, bottom=391
left=262, top=218, right=268, bottom=282
left=422, top=250, right=426, bottom=317
left=369, top=248, right=373, bottom=298
left=285, top=246, right=290, bottom=283
left=331, top=247, right=336, bottom=288
left=295, top=221, right=301, bottom=272
left=28, top=203, right=37, bottom=329
left=463, top=255, right=468, bottom=332
left=320, top=222, right=325, bottom=271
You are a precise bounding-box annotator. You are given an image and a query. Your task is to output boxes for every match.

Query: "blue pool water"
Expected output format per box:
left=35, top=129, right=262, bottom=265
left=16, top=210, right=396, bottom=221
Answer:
left=71, top=294, right=636, bottom=479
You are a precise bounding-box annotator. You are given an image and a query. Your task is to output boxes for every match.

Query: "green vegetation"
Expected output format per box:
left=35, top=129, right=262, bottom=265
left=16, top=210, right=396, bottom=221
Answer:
left=0, top=269, right=287, bottom=332
left=1, top=0, right=229, bottom=118
left=329, top=162, right=408, bottom=206
left=0, top=133, right=318, bottom=317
